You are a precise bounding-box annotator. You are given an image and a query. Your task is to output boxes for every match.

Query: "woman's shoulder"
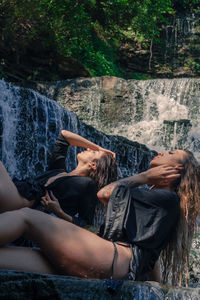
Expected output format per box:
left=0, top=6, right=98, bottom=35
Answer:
left=128, top=186, right=179, bottom=209
left=151, top=188, right=179, bottom=200
left=54, top=175, right=97, bottom=188
left=63, top=176, right=98, bottom=195
left=73, top=176, right=97, bottom=188
left=131, top=186, right=178, bottom=198
left=148, top=188, right=180, bottom=209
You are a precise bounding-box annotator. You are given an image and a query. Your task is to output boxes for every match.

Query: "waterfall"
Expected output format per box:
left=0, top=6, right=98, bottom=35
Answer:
left=0, top=79, right=154, bottom=181
left=118, top=78, right=194, bottom=153
left=0, top=80, right=85, bottom=178
left=48, top=77, right=200, bottom=160
left=118, top=78, right=200, bottom=160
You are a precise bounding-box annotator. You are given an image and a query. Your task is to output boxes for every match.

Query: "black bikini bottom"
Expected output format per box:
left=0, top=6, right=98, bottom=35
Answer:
left=110, top=241, right=136, bottom=281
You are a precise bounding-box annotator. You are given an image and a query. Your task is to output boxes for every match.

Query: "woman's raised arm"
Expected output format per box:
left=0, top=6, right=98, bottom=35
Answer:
left=97, top=173, right=147, bottom=205
left=61, top=130, right=115, bottom=158
left=97, top=165, right=182, bottom=205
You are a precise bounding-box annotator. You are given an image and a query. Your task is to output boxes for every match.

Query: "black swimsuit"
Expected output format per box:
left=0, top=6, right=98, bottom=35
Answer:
left=110, top=242, right=133, bottom=281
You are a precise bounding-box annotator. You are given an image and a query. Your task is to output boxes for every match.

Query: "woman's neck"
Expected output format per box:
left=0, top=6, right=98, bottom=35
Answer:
left=69, top=165, right=88, bottom=177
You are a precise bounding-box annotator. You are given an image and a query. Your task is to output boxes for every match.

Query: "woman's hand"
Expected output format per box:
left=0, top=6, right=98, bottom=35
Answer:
left=143, top=164, right=183, bottom=186
left=41, top=190, right=73, bottom=223
left=98, top=147, right=116, bottom=158
left=41, top=191, right=61, bottom=215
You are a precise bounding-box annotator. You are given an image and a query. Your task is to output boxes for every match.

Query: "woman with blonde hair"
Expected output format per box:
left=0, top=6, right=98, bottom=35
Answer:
left=160, top=150, right=200, bottom=286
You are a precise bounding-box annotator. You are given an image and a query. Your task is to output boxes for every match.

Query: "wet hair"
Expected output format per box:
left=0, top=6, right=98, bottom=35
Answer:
left=161, top=150, right=200, bottom=286
left=89, top=153, right=118, bottom=190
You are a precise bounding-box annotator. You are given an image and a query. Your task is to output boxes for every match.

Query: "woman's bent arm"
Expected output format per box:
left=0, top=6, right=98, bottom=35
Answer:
left=61, top=130, right=115, bottom=157
left=97, top=173, right=146, bottom=205
left=97, top=165, right=181, bottom=205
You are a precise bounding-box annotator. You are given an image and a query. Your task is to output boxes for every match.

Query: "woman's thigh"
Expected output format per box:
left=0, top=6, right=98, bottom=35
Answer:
left=23, top=208, right=131, bottom=279
left=0, top=246, right=57, bottom=274
left=0, top=161, right=33, bottom=212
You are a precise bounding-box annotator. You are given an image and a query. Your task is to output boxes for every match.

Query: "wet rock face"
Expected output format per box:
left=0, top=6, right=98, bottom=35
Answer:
left=1, top=270, right=200, bottom=299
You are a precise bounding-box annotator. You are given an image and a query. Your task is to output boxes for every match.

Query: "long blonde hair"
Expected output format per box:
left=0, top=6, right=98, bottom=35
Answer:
left=161, top=150, right=200, bottom=286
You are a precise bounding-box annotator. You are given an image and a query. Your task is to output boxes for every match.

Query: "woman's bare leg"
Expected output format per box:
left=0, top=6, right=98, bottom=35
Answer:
left=0, top=161, right=34, bottom=213
left=0, top=208, right=131, bottom=279
left=0, top=246, right=57, bottom=274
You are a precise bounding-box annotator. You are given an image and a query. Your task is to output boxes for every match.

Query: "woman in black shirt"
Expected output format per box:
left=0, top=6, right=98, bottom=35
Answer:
left=0, top=149, right=199, bottom=285
left=0, top=130, right=118, bottom=226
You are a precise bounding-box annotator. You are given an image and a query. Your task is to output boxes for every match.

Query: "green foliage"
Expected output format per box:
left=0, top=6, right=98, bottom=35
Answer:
left=80, top=38, right=123, bottom=76
left=131, top=72, right=153, bottom=80
left=130, top=0, right=174, bottom=42
left=0, top=0, right=199, bottom=78
left=172, top=0, right=200, bottom=12
left=186, top=60, right=200, bottom=74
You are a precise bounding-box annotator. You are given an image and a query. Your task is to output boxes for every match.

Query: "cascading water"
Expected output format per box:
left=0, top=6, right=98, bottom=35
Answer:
left=114, top=78, right=199, bottom=156
left=118, top=78, right=200, bottom=160
left=50, top=77, right=200, bottom=160
left=0, top=80, right=80, bottom=178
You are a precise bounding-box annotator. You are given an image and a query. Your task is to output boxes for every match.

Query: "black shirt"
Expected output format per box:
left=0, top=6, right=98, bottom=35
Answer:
left=14, top=133, right=98, bottom=226
left=100, top=185, right=180, bottom=279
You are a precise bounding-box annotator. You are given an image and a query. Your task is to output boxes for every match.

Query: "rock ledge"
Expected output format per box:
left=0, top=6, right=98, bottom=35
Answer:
left=1, top=270, right=200, bottom=299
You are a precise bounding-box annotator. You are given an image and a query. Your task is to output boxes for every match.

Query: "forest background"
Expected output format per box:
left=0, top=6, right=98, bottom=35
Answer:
left=0, top=0, right=200, bottom=82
